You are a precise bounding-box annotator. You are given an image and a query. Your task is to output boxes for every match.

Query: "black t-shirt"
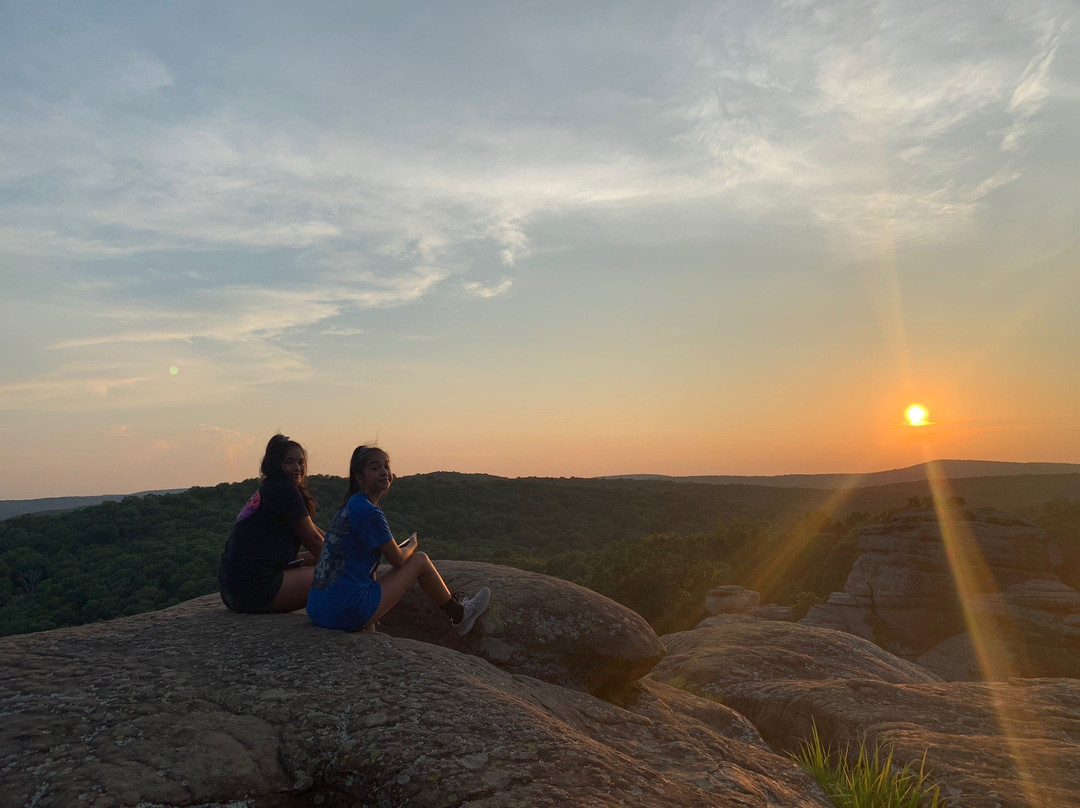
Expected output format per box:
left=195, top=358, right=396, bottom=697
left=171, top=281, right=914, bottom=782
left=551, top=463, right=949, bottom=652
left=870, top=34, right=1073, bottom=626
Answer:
left=218, top=478, right=309, bottom=593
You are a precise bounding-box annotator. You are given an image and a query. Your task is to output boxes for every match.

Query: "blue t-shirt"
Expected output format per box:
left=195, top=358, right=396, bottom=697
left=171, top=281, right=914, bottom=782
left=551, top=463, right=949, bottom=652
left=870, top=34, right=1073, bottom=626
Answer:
left=306, top=493, right=392, bottom=631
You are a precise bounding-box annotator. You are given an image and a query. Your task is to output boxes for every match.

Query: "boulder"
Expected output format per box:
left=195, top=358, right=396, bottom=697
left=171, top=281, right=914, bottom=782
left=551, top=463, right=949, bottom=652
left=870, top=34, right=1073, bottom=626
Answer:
left=705, top=585, right=761, bottom=615
left=654, top=615, right=1080, bottom=808
left=800, top=508, right=1080, bottom=678
left=697, top=586, right=790, bottom=623
left=0, top=594, right=830, bottom=808
left=653, top=615, right=940, bottom=696
left=375, top=560, right=666, bottom=698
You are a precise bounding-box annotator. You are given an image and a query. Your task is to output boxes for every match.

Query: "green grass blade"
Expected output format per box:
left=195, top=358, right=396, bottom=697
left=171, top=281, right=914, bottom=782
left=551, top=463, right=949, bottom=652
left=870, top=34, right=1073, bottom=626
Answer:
left=791, top=721, right=950, bottom=808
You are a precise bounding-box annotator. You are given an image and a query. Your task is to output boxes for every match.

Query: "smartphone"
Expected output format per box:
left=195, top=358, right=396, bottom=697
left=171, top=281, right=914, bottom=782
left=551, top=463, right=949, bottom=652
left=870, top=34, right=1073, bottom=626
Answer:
left=285, top=558, right=304, bottom=569
left=397, top=532, right=417, bottom=549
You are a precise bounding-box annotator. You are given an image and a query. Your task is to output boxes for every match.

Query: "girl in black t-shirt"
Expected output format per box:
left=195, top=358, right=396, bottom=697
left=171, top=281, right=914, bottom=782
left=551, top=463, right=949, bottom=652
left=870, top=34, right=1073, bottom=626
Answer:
left=218, top=434, right=326, bottom=613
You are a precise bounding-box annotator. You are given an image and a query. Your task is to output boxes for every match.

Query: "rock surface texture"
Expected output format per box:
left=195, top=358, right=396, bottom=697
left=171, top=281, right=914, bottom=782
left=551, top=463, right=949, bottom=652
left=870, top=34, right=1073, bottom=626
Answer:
left=652, top=615, right=1080, bottom=808
left=375, top=560, right=666, bottom=698
left=1, top=591, right=828, bottom=808
left=799, top=507, right=1080, bottom=679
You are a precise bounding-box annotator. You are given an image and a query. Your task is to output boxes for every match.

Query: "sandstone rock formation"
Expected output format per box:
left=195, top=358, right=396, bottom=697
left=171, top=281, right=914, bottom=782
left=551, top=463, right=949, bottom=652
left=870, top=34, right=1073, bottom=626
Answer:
left=652, top=615, right=1080, bottom=808
left=799, top=507, right=1080, bottom=679
left=375, top=560, right=666, bottom=698
left=0, top=593, right=828, bottom=808
left=705, top=585, right=761, bottom=615
left=703, top=585, right=791, bottom=622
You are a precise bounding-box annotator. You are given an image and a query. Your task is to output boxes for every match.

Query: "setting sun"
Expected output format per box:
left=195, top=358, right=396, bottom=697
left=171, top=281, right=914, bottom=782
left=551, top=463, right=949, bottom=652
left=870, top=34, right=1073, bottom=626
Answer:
left=905, top=404, right=929, bottom=426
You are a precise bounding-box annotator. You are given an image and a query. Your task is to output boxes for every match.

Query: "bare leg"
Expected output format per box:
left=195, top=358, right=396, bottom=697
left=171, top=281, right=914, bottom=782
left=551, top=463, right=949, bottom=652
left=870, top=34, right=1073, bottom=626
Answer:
left=365, top=551, right=452, bottom=628
left=271, top=566, right=316, bottom=613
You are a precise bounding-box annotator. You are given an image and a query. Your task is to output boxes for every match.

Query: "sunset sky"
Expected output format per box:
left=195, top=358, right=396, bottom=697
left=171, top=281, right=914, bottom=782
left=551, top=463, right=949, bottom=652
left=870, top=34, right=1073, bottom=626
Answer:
left=2, top=1, right=1078, bottom=499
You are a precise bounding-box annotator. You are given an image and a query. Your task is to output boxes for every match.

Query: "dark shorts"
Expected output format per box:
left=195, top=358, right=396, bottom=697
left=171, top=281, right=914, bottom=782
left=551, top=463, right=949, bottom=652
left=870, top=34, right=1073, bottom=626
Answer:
left=219, top=568, right=284, bottom=614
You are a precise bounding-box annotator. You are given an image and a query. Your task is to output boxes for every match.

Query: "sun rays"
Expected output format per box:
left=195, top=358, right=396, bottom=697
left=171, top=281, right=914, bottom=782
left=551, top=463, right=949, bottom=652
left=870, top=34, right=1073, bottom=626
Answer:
left=742, top=476, right=868, bottom=597
left=920, top=459, right=1057, bottom=807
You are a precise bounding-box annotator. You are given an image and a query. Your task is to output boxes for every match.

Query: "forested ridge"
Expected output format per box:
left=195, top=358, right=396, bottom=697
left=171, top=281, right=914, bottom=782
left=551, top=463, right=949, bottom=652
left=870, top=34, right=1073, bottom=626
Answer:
left=2, top=472, right=1078, bottom=637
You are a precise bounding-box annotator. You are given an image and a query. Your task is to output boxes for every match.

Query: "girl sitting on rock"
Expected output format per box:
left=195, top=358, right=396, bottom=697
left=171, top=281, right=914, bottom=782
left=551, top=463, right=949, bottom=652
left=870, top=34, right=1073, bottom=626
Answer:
left=218, top=434, right=326, bottom=613
left=307, top=444, right=490, bottom=634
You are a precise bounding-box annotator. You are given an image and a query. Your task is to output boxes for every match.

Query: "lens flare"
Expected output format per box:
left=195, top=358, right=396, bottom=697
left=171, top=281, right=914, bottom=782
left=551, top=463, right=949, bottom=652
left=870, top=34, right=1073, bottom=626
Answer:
left=923, top=461, right=1056, bottom=806
left=744, top=475, right=867, bottom=597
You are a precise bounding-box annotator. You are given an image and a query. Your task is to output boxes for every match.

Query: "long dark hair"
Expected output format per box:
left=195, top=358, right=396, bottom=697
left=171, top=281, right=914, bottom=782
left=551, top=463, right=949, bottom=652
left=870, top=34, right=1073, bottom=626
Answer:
left=260, top=434, right=316, bottom=517
left=340, top=445, right=389, bottom=507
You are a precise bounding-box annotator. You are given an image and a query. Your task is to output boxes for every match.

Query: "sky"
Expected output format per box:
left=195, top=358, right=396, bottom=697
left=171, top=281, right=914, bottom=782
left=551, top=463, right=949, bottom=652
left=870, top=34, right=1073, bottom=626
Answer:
left=1, top=0, right=1079, bottom=499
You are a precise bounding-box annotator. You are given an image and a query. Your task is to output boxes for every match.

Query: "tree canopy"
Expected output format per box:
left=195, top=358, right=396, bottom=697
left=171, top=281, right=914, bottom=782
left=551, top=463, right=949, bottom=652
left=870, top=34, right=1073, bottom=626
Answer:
left=2, top=472, right=1077, bottom=637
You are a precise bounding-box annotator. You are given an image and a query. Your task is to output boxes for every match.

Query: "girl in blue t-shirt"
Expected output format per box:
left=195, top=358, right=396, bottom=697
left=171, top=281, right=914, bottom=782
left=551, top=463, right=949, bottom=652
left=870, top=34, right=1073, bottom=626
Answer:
left=307, top=445, right=490, bottom=634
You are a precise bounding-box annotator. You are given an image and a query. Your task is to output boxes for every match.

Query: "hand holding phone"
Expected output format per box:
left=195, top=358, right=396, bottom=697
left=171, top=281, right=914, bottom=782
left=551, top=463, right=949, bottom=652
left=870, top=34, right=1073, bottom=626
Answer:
left=397, top=532, right=417, bottom=549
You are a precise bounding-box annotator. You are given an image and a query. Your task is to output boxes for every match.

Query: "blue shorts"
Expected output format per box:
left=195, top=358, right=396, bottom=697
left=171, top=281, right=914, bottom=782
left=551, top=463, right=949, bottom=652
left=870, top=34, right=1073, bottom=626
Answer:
left=306, top=579, right=382, bottom=631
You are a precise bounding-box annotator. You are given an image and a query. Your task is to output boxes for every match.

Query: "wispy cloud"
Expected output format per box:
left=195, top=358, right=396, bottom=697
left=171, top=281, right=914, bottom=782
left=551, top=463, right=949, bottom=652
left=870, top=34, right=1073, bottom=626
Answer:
left=670, top=0, right=1073, bottom=254
left=462, top=278, right=513, bottom=299
left=0, top=226, right=164, bottom=260
left=0, top=335, right=313, bottom=411
left=198, top=424, right=257, bottom=467
left=50, top=267, right=448, bottom=349
left=1003, top=16, right=1067, bottom=149
left=0, top=374, right=145, bottom=409
left=318, top=326, right=365, bottom=337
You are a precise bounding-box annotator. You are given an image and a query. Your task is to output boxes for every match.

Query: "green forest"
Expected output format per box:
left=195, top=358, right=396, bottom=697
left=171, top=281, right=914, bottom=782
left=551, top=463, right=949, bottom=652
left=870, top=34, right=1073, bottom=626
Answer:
left=2, top=472, right=1079, bottom=637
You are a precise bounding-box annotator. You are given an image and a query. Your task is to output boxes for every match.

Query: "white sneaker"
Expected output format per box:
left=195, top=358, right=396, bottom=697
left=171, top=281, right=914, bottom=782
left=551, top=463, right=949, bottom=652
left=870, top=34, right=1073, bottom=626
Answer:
left=454, top=587, right=491, bottom=635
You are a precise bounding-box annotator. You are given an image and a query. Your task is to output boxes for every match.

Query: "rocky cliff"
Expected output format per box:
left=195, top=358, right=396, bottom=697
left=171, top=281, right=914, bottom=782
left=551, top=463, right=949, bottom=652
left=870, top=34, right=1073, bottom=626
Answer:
left=800, top=507, right=1080, bottom=679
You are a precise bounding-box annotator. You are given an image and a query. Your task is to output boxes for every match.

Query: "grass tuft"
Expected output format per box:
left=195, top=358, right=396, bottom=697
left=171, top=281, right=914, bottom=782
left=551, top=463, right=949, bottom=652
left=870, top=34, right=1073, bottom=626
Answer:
left=792, top=722, right=948, bottom=808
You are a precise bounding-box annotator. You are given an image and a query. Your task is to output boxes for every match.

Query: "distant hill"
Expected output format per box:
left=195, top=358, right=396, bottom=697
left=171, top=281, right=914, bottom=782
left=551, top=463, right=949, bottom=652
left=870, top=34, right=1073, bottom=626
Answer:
left=5, top=459, right=1078, bottom=520
left=808, top=472, right=1080, bottom=515
left=603, top=460, right=1080, bottom=489
left=0, top=490, right=187, bottom=520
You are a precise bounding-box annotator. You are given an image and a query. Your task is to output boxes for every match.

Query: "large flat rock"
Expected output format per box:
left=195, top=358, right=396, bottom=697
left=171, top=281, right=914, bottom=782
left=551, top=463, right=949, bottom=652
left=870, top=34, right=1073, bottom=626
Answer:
left=0, top=595, right=829, bottom=808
